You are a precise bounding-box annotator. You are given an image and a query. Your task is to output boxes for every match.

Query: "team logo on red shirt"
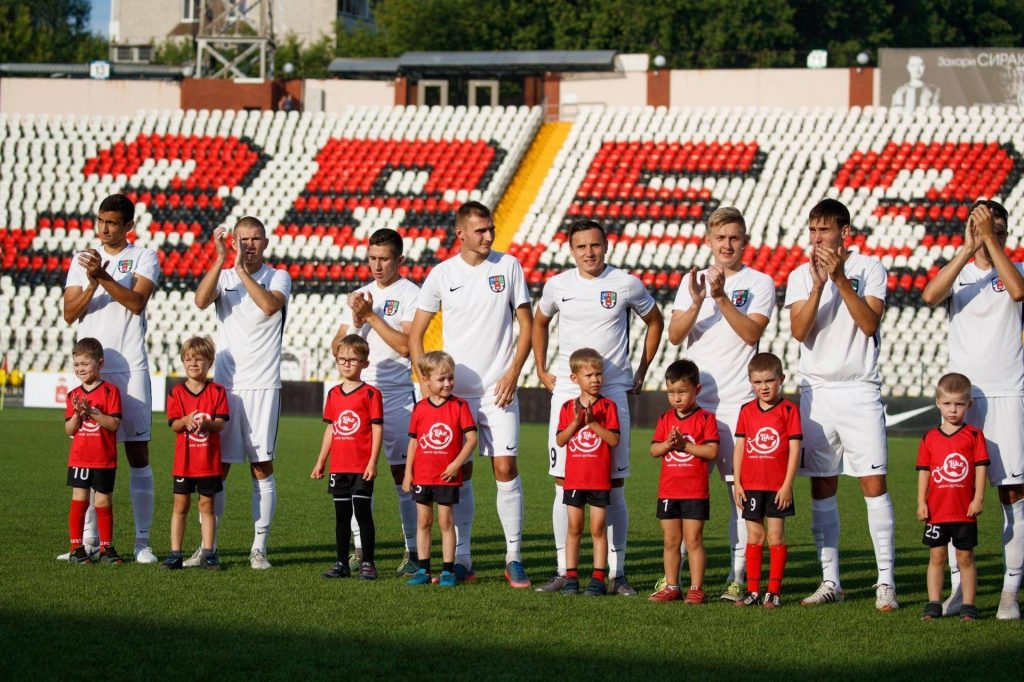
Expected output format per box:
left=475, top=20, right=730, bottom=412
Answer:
left=664, top=434, right=695, bottom=463
left=333, top=410, right=361, bottom=437
left=79, top=415, right=101, bottom=434
left=731, top=289, right=749, bottom=307
left=933, top=452, right=970, bottom=485
left=993, top=277, right=1006, bottom=292
left=570, top=426, right=602, bottom=454
left=187, top=411, right=213, bottom=443
left=600, top=291, right=617, bottom=308
left=421, top=422, right=454, bottom=449
left=747, top=427, right=780, bottom=456
left=383, top=299, right=399, bottom=316
left=488, top=275, right=506, bottom=292
left=117, top=259, right=133, bottom=273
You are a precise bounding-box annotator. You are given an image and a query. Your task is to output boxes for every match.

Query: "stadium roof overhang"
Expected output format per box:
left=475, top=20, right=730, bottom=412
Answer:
left=0, top=62, right=190, bottom=79
left=328, top=50, right=618, bottom=80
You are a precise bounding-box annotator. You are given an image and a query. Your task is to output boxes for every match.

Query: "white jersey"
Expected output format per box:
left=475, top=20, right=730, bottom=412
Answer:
left=538, top=265, right=655, bottom=391
left=65, top=243, right=159, bottom=373
left=946, top=262, right=1024, bottom=397
left=671, top=265, right=775, bottom=407
left=784, top=251, right=887, bottom=388
left=417, top=250, right=531, bottom=398
left=213, top=264, right=292, bottom=390
left=339, top=277, right=419, bottom=391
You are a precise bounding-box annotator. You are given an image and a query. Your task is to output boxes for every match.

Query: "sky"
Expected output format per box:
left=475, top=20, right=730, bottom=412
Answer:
left=89, top=0, right=111, bottom=37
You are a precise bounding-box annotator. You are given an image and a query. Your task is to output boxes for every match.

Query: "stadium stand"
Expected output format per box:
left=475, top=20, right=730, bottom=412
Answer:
left=1, top=104, right=1022, bottom=397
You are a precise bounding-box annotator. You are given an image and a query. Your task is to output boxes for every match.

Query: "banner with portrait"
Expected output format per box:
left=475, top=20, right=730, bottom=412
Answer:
left=880, top=48, right=1024, bottom=109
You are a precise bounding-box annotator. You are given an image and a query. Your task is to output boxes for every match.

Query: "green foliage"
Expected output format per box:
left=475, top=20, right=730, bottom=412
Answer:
left=274, top=33, right=334, bottom=79
left=0, top=0, right=106, bottom=63
left=152, top=38, right=196, bottom=67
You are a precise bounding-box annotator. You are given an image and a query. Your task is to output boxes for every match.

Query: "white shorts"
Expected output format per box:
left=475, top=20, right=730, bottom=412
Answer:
left=798, top=384, right=888, bottom=478
left=464, top=393, right=520, bottom=459
left=547, top=385, right=631, bottom=479
left=222, top=388, right=281, bottom=464
left=381, top=387, right=415, bottom=467
left=704, top=402, right=740, bottom=482
left=102, top=369, right=152, bottom=443
left=966, top=395, right=1024, bottom=486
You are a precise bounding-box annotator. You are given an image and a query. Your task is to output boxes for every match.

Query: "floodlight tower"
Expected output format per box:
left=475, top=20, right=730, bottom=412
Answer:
left=195, top=0, right=275, bottom=80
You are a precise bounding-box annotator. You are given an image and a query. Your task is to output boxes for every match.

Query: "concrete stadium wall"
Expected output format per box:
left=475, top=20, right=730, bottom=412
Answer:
left=559, top=71, right=649, bottom=111
left=305, top=78, right=395, bottom=111
left=0, top=78, right=180, bottom=116
left=670, top=68, right=851, bottom=108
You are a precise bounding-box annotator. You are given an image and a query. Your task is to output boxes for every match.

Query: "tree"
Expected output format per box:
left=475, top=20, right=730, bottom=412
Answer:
left=0, top=0, right=107, bottom=63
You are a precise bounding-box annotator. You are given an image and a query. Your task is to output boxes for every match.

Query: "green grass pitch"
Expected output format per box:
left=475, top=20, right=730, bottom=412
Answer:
left=1, top=407, right=1020, bottom=680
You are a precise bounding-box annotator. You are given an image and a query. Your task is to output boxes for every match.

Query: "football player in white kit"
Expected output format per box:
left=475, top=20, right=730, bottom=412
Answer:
left=786, top=198, right=897, bottom=611
left=195, top=216, right=291, bottom=570
left=331, top=228, right=421, bottom=576
left=922, top=200, right=1024, bottom=620
left=62, top=193, right=160, bottom=563
left=667, top=207, right=775, bottom=601
left=533, top=219, right=664, bottom=595
left=409, top=201, right=533, bottom=588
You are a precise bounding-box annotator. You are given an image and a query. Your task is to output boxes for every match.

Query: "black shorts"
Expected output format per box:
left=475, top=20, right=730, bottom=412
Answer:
left=741, top=490, right=796, bottom=520
left=563, top=489, right=610, bottom=509
left=67, top=466, right=116, bottom=494
left=328, top=473, right=374, bottom=498
left=173, top=475, right=223, bottom=496
left=412, top=484, right=459, bottom=506
left=923, top=522, right=978, bottom=550
left=657, top=498, right=710, bottom=520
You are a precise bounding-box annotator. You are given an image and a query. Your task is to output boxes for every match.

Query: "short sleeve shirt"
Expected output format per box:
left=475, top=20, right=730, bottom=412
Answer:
left=734, top=398, right=802, bottom=491
left=408, top=396, right=477, bottom=486
left=652, top=407, right=720, bottom=499
left=338, top=278, right=420, bottom=391
left=556, top=396, right=620, bottom=491
left=66, top=381, right=122, bottom=468
left=917, top=425, right=990, bottom=524
left=65, top=244, right=159, bottom=373
left=166, top=381, right=230, bottom=478
left=322, top=382, right=385, bottom=474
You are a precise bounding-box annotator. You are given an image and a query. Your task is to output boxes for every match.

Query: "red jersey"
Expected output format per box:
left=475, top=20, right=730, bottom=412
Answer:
left=917, top=424, right=989, bottom=524
left=557, top=396, right=620, bottom=491
left=734, top=399, right=802, bottom=491
left=65, top=381, right=121, bottom=469
left=652, top=407, right=719, bottom=499
left=322, top=382, right=384, bottom=474
left=166, top=381, right=230, bottom=478
left=408, top=396, right=476, bottom=486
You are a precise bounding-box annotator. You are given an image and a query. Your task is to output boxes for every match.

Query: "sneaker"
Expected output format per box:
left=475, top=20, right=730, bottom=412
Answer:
left=322, top=562, right=351, bottom=579
left=800, top=580, right=844, bottom=606
left=648, top=586, right=682, bottom=603
left=161, top=555, right=184, bottom=570
left=720, top=581, right=742, bottom=602
left=439, top=570, right=457, bottom=588
left=407, top=568, right=432, bottom=586
left=762, top=591, right=781, bottom=609
left=505, top=561, right=531, bottom=588
left=182, top=547, right=204, bottom=568
left=653, top=575, right=668, bottom=593
left=583, top=577, right=607, bottom=597
left=58, top=543, right=99, bottom=562
left=996, top=591, right=1021, bottom=620
left=200, top=554, right=222, bottom=571
left=942, top=585, right=963, bottom=616
left=960, top=604, right=980, bottom=622
left=99, top=546, right=124, bottom=565
left=134, top=545, right=159, bottom=564
left=348, top=550, right=362, bottom=573
left=560, top=578, right=580, bottom=596
left=395, top=554, right=418, bottom=577
left=921, top=601, right=942, bottom=621
left=250, top=549, right=272, bottom=570
left=453, top=563, right=476, bottom=584
left=68, top=545, right=93, bottom=565
left=611, top=576, right=638, bottom=596
left=535, top=574, right=567, bottom=593
left=359, top=562, right=378, bottom=581
left=683, top=587, right=706, bottom=605
left=874, top=583, right=899, bottom=612
left=735, top=591, right=761, bottom=607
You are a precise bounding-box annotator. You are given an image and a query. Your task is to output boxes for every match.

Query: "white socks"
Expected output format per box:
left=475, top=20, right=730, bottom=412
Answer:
left=811, top=496, right=841, bottom=588
left=454, top=480, right=475, bottom=569
left=727, top=482, right=747, bottom=584
left=396, top=484, right=417, bottom=554
left=251, top=475, right=276, bottom=553
left=83, top=490, right=98, bottom=547
left=606, top=486, right=628, bottom=578
left=948, top=540, right=961, bottom=595
left=129, top=465, right=155, bottom=547
left=496, top=477, right=524, bottom=563
left=553, top=484, right=568, bottom=574
left=865, top=493, right=896, bottom=587
left=1003, top=500, right=1024, bottom=594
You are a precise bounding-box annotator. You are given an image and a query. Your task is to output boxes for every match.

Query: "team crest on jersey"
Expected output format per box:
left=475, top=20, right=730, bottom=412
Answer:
left=383, top=299, right=400, bottom=316
left=992, top=277, right=1006, bottom=293
left=117, top=259, right=133, bottom=273
left=600, top=291, right=617, bottom=308
left=747, top=427, right=779, bottom=456
left=420, top=423, right=454, bottom=450
left=571, top=426, right=602, bottom=454
left=933, top=452, right=970, bottom=485
left=850, top=278, right=861, bottom=293
left=664, top=434, right=696, bottom=464
left=80, top=415, right=101, bottom=434
left=731, top=289, right=750, bottom=307
left=488, top=275, right=506, bottom=292
left=187, top=412, right=213, bottom=443
left=333, top=410, right=361, bottom=437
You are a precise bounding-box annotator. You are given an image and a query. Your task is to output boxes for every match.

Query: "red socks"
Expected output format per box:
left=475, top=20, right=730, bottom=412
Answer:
left=95, top=505, right=113, bottom=549
left=69, top=499, right=89, bottom=549
left=746, top=543, right=788, bottom=593
left=592, top=567, right=607, bottom=582
left=768, top=544, right=787, bottom=594
left=745, top=543, right=763, bottom=593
